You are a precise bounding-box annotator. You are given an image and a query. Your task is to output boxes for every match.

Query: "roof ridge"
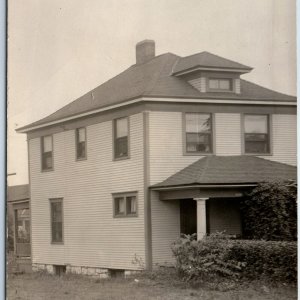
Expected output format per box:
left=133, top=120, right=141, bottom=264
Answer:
left=197, top=156, right=211, bottom=182
left=144, top=54, right=178, bottom=94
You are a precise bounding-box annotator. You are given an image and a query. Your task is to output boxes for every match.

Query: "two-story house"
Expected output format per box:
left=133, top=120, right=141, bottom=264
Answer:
left=17, top=40, right=297, bottom=276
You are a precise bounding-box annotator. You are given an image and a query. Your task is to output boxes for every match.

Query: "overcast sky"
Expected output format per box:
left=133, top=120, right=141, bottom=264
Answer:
left=7, top=0, right=296, bottom=186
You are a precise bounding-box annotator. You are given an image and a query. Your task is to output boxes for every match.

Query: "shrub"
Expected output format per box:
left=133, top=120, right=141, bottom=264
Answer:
left=241, top=181, right=297, bottom=241
left=172, top=234, right=297, bottom=283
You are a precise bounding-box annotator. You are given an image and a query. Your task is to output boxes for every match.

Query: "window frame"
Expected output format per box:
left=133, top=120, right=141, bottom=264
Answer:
left=112, top=192, right=138, bottom=218
left=113, top=117, right=130, bottom=161
left=183, top=112, right=215, bottom=156
left=41, top=135, right=54, bottom=172
left=75, top=127, right=87, bottom=161
left=242, top=113, right=272, bottom=155
left=207, top=78, right=233, bottom=92
left=49, top=198, right=64, bottom=244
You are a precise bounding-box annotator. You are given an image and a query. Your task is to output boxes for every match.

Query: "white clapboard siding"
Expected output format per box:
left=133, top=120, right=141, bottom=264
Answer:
left=148, top=111, right=205, bottom=185
left=150, top=191, right=180, bottom=266
left=215, top=113, right=242, bottom=155
left=260, top=114, right=297, bottom=166
left=148, top=110, right=296, bottom=265
left=188, top=77, right=206, bottom=92
left=29, top=113, right=145, bottom=270
left=235, top=79, right=241, bottom=94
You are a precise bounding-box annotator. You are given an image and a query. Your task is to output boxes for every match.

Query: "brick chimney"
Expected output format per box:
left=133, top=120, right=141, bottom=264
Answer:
left=136, top=40, right=155, bottom=64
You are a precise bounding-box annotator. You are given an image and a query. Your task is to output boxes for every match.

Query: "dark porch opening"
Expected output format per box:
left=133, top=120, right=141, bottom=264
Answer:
left=179, top=198, right=243, bottom=237
left=180, top=199, right=197, bottom=235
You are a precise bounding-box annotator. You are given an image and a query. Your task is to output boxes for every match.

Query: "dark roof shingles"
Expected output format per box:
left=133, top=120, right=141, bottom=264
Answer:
left=152, top=156, right=297, bottom=188
left=172, top=51, right=252, bottom=74
left=19, top=52, right=296, bottom=131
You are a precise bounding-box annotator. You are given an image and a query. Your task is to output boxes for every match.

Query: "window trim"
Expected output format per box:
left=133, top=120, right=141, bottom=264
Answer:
left=41, top=135, right=54, bottom=172
left=183, top=112, right=215, bottom=156
left=112, top=192, right=138, bottom=218
left=113, top=116, right=130, bottom=161
left=241, top=113, right=272, bottom=156
left=207, top=78, right=234, bottom=92
left=75, top=127, right=87, bottom=161
left=49, top=198, right=64, bottom=245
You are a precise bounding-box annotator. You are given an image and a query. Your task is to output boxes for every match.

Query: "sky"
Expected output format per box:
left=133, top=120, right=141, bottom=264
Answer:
left=7, top=0, right=297, bottom=186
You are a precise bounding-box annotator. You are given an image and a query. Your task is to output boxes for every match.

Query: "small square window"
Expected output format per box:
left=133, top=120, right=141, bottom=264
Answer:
left=113, top=193, right=137, bottom=217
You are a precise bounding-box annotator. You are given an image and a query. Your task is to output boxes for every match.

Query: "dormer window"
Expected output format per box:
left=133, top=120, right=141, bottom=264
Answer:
left=208, top=78, right=232, bottom=91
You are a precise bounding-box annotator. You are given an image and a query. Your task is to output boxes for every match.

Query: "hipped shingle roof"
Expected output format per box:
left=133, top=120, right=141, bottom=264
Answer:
left=152, top=156, right=297, bottom=188
left=18, top=52, right=296, bottom=132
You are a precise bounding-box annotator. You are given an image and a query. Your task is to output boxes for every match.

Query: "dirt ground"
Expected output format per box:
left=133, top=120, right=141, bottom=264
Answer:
left=6, top=272, right=297, bottom=300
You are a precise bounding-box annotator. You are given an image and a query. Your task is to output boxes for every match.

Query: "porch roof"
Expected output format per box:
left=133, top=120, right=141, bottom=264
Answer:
left=151, top=156, right=297, bottom=189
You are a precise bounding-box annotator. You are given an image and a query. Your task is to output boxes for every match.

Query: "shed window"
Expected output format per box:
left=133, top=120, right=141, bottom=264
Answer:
left=76, top=128, right=86, bottom=159
left=50, top=199, right=63, bottom=243
left=185, top=113, right=212, bottom=153
left=41, top=135, right=53, bottom=170
left=114, top=117, right=129, bottom=159
left=244, top=114, right=270, bottom=154
left=113, top=193, right=137, bottom=217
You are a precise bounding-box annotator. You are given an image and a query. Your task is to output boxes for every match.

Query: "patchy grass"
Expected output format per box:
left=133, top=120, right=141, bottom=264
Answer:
left=7, top=269, right=297, bottom=300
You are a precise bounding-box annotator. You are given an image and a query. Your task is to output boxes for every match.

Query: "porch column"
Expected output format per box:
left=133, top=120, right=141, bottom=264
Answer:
left=193, top=198, right=208, bottom=240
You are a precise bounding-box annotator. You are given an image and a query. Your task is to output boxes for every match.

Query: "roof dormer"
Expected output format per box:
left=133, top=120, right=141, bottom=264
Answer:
left=172, top=52, right=252, bottom=94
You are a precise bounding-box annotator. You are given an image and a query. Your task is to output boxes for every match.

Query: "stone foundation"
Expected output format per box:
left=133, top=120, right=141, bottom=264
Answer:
left=32, top=263, right=141, bottom=279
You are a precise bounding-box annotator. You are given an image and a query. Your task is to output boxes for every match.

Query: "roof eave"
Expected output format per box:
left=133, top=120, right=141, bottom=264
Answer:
left=172, top=66, right=253, bottom=76
left=151, top=183, right=258, bottom=191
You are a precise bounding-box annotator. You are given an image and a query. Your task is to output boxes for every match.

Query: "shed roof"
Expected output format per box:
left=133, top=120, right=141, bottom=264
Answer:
left=152, top=156, right=297, bottom=188
left=7, top=184, right=30, bottom=202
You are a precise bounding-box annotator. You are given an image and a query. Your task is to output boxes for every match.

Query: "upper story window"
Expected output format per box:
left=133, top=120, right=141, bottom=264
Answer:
left=76, top=128, right=86, bottom=160
left=50, top=198, right=63, bottom=243
left=114, top=117, right=129, bottom=159
left=184, top=113, right=213, bottom=154
left=41, top=135, right=53, bottom=171
left=208, top=78, right=232, bottom=91
left=113, top=192, right=137, bottom=217
left=244, top=114, right=270, bottom=154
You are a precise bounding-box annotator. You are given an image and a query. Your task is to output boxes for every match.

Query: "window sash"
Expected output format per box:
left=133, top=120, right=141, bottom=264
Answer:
left=244, top=115, right=270, bottom=154
left=114, top=118, right=129, bottom=158
left=50, top=200, right=63, bottom=243
left=114, top=194, right=137, bottom=217
left=42, top=136, right=53, bottom=170
left=185, top=113, right=213, bottom=153
left=208, top=79, right=232, bottom=90
left=76, top=128, right=86, bottom=159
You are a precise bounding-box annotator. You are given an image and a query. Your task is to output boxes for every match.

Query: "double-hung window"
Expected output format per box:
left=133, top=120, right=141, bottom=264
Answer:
left=50, top=199, right=63, bottom=243
left=114, top=117, right=129, bottom=159
left=41, top=135, right=53, bottom=171
left=113, top=193, right=137, bottom=217
left=76, top=128, right=86, bottom=160
left=185, top=113, right=213, bottom=154
left=244, top=114, right=270, bottom=154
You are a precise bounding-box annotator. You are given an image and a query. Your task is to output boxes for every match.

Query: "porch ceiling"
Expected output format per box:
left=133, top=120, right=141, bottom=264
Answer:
left=151, top=156, right=297, bottom=189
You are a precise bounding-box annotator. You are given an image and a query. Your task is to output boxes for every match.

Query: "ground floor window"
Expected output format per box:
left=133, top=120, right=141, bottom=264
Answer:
left=113, top=192, right=138, bottom=217
left=50, top=198, right=63, bottom=243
